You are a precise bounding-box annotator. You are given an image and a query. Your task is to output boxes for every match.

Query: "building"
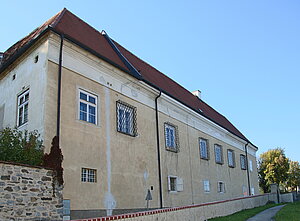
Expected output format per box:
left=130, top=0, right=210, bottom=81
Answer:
left=0, top=8, right=259, bottom=219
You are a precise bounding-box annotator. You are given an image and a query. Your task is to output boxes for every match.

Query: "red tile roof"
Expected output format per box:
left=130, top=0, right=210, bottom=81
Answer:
left=0, top=8, right=251, bottom=143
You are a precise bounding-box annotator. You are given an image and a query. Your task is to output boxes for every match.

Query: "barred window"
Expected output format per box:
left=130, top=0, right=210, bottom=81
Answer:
left=227, top=149, right=235, bottom=168
left=79, top=89, right=97, bottom=124
left=81, top=168, right=96, bottom=183
left=116, top=101, right=137, bottom=136
left=214, top=144, right=223, bottom=164
left=17, top=89, right=29, bottom=127
left=240, top=154, right=247, bottom=170
left=217, top=181, right=225, bottom=193
left=199, top=138, right=209, bottom=159
left=164, top=123, right=179, bottom=152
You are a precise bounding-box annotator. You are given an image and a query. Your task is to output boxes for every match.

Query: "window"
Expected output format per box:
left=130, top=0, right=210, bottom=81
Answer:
left=217, top=181, right=225, bottom=193
left=249, top=160, right=253, bottom=172
left=79, top=89, right=97, bottom=124
left=251, top=187, right=255, bottom=195
left=214, top=144, right=223, bottom=164
left=116, top=101, right=137, bottom=136
left=17, top=90, right=29, bottom=127
left=240, top=154, right=247, bottom=170
left=227, top=149, right=235, bottom=168
left=81, top=168, right=96, bottom=183
left=168, top=176, right=183, bottom=192
left=165, top=123, right=179, bottom=152
left=199, top=138, right=209, bottom=159
left=203, top=180, right=210, bottom=193
left=168, top=176, right=177, bottom=192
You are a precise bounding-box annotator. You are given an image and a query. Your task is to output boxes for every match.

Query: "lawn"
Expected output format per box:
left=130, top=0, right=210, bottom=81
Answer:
left=275, top=201, right=300, bottom=221
left=209, top=203, right=280, bottom=221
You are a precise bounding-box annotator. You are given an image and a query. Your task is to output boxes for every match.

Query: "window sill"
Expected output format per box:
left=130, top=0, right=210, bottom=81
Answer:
left=215, top=162, right=223, bottom=165
left=166, top=148, right=179, bottom=153
left=200, top=157, right=209, bottom=161
left=77, top=119, right=100, bottom=128
left=17, top=122, right=28, bottom=130
left=117, top=130, right=137, bottom=137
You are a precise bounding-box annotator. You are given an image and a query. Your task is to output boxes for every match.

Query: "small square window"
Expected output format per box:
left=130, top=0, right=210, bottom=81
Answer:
left=203, top=180, right=210, bottom=193
left=217, top=181, right=225, bottom=193
left=17, top=89, right=29, bottom=127
left=227, top=149, right=235, bottom=168
left=240, top=155, right=247, bottom=170
left=116, top=101, right=137, bottom=136
left=78, top=89, right=97, bottom=125
left=81, top=168, right=97, bottom=183
left=199, top=138, right=209, bottom=160
left=214, top=144, right=223, bottom=164
left=165, top=123, right=179, bottom=152
left=168, top=176, right=183, bottom=192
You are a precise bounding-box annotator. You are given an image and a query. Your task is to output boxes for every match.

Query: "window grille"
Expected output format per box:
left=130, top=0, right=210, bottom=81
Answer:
left=217, top=181, right=225, bottom=193
left=116, top=100, right=137, bottom=136
left=17, top=90, right=29, bottom=127
left=164, top=123, right=179, bottom=152
left=199, top=138, right=209, bottom=159
left=81, top=168, right=96, bottom=183
left=227, top=149, right=235, bottom=167
left=214, top=144, right=223, bottom=164
left=240, top=154, right=247, bottom=170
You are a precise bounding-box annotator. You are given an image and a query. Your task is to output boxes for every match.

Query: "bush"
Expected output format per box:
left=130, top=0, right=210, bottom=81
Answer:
left=0, top=127, right=44, bottom=166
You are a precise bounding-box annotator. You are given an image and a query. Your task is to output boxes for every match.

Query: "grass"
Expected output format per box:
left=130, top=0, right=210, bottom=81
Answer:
left=209, top=203, right=281, bottom=221
left=275, top=201, right=300, bottom=221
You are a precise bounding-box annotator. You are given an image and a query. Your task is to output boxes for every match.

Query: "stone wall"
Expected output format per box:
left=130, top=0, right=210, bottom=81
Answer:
left=0, top=161, right=63, bottom=221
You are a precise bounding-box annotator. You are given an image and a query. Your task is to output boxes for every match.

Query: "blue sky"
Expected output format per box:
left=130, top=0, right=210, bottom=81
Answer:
left=1, top=1, right=299, bottom=162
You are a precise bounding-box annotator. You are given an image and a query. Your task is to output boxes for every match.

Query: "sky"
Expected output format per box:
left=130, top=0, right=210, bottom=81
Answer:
left=1, top=1, right=299, bottom=162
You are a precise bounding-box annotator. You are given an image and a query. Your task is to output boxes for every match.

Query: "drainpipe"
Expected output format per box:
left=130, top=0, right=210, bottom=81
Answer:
left=56, top=34, right=64, bottom=138
left=155, top=90, right=163, bottom=208
left=245, top=142, right=251, bottom=196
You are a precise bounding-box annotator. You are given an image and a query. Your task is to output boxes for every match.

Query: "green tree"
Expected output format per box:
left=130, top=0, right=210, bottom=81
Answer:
left=0, top=127, right=44, bottom=166
left=258, top=148, right=289, bottom=193
left=286, top=161, right=300, bottom=191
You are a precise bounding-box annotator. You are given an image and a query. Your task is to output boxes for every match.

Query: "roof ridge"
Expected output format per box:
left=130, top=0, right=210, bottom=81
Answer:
left=50, top=8, right=68, bottom=28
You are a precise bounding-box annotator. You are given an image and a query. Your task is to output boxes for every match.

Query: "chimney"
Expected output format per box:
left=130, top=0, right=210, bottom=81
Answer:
left=192, top=90, right=201, bottom=99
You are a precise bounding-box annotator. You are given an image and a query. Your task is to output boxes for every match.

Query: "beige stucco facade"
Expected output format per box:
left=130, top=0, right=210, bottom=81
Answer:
left=0, top=33, right=259, bottom=219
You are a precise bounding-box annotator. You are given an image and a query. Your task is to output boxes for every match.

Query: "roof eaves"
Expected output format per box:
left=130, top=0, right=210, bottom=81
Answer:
left=0, top=26, right=50, bottom=75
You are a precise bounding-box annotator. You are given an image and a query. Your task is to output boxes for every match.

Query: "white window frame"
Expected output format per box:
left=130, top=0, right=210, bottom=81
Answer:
left=17, top=89, right=29, bottom=127
left=116, top=101, right=137, bottom=136
left=251, top=187, right=255, bottom=195
left=227, top=149, right=235, bottom=168
left=199, top=138, right=209, bottom=160
left=78, top=89, right=97, bottom=125
left=168, top=176, right=183, bottom=192
left=240, top=154, right=247, bottom=170
left=203, top=180, right=210, bottom=193
left=81, top=168, right=97, bottom=183
left=165, top=123, right=178, bottom=152
left=214, top=144, right=223, bottom=164
left=217, top=181, right=225, bottom=193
